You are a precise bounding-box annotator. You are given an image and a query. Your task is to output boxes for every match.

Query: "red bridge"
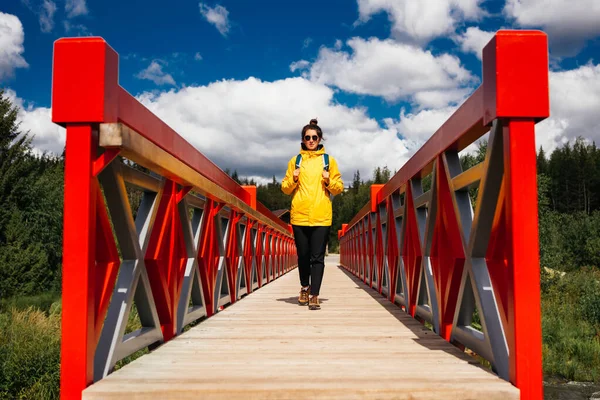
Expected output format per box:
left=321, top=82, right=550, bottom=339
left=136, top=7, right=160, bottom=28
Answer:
left=54, top=30, right=549, bottom=399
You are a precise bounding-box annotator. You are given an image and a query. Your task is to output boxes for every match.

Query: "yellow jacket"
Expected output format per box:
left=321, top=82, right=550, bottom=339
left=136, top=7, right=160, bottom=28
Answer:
left=281, top=146, right=344, bottom=226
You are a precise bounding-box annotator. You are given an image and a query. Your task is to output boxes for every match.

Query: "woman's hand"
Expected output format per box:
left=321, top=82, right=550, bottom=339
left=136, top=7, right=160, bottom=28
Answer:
left=322, top=170, right=330, bottom=185
left=293, top=168, right=300, bottom=182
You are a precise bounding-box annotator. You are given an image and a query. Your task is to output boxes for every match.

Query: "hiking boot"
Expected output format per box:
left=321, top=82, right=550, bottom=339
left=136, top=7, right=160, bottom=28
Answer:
left=308, top=295, right=320, bottom=310
left=298, top=287, right=309, bottom=305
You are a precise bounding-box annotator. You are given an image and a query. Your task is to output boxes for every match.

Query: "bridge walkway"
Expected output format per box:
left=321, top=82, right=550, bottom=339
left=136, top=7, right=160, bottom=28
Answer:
left=83, top=255, right=519, bottom=400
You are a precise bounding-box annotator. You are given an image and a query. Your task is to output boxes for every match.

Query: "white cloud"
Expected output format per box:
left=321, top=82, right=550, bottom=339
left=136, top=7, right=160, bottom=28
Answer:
left=289, top=60, right=310, bottom=73
left=454, top=26, right=495, bottom=59
left=195, top=52, right=203, bottom=61
left=134, top=77, right=425, bottom=181
left=504, top=0, right=600, bottom=56
left=356, top=0, right=485, bottom=43
left=383, top=63, right=600, bottom=158
left=63, top=20, right=91, bottom=36
left=65, top=0, right=88, bottom=18
left=413, top=89, right=470, bottom=110
left=4, top=89, right=66, bottom=155
left=0, top=13, right=29, bottom=81
left=39, top=0, right=57, bottom=32
left=2, top=79, right=474, bottom=178
left=302, top=38, right=312, bottom=49
left=384, top=106, right=457, bottom=146
left=301, top=37, right=476, bottom=107
left=136, top=61, right=176, bottom=86
left=535, top=63, right=600, bottom=153
left=12, top=62, right=597, bottom=186
left=199, top=3, right=230, bottom=36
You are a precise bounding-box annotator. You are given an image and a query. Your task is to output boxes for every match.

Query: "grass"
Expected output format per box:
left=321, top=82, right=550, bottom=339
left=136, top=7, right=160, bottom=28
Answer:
left=541, top=267, right=600, bottom=382
left=0, top=306, right=61, bottom=399
left=0, top=292, right=60, bottom=314
left=0, top=295, right=156, bottom=399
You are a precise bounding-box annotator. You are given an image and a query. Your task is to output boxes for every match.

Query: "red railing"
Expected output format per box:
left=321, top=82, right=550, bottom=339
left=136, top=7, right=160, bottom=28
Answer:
left=52, top=37, right=297, bottom=399
left=338, top=30, right=549, bottom=400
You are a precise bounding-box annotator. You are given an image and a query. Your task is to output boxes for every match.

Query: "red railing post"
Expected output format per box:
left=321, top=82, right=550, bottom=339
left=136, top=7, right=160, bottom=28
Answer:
left=482, top=31, right=548, bottom=399
left=52, top=37, right=119, bottom=399
left=60, top=124, right=98, bottom=398
left=504, top=120, right=543, bottom=398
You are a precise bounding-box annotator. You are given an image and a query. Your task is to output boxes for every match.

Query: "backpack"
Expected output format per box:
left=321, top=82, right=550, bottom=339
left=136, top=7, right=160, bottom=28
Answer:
left=295, top=153, right=329, bottom=171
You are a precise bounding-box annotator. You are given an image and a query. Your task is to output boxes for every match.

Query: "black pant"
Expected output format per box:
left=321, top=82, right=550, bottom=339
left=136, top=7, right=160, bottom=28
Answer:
left=292, top=225, right=330, bottom=296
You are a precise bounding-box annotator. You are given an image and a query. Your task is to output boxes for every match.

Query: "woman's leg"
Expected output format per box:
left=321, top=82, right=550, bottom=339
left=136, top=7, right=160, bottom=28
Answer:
left=309, top=226, right=331, bottom=296
left=292, top=225, right=311, bottom=288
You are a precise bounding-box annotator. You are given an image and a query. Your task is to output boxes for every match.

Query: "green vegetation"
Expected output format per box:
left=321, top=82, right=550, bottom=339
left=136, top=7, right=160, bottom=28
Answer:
left=535, top=139, right=600, bottom=382
left=0, top=90, right=64, bottom=299
left=541, top=268, right=600, bottom=382
left=0, top=90, right=599, bottom=398
left=0, top=304, right=61, bottom=399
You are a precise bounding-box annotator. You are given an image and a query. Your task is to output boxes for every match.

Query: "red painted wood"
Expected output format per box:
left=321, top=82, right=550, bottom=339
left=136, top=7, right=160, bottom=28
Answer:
left=94, top=185, right=120, bottom=343
left=375, top=210, right=384, bottom=293
left=386, top=198, right=399, bottom=302
left=93, top=149, right=120, bottom=177
left=402, top=183, right=423, bottom=317
left=504, top=120, right=543, bottom=399
left=482, top=31, right=549, bottom=125
left=430, top=157, right=466, bottom=341
left=53, top=37, right=295, bottom=399
left=60, top=124, right=97, bottom=399
left=144, top=180, right=176, bottom=340
left=52, top=38, right=119, bottom=124
left=117, top=89, right=249, bottom=204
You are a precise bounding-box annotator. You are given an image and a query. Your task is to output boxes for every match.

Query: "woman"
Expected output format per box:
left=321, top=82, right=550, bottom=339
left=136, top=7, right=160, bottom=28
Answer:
left=281, top=119, right=344, bottom=310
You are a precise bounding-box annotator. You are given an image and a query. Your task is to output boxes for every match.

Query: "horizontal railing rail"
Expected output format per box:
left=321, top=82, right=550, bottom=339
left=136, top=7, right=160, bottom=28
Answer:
left=52, top=37, right=296, bottom=399
left=338, top=30, right=549, bottom=400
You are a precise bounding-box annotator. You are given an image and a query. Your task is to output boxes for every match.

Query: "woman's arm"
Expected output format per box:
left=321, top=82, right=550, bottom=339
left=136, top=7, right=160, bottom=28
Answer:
left=281, top=157, right=298, bottom=195
left=326, top=157, right=344, bottom=196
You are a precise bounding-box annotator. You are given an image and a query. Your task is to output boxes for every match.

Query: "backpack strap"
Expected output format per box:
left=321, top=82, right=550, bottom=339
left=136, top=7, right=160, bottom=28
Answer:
left=295, top=153, right=329, bottom=170
left=295, top=154, right=302, bottom=169
left=322, top=153, right=329, bottom=171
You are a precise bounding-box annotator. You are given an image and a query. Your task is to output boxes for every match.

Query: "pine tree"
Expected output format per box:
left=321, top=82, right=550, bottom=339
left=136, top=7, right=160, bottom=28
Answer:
left=0, top=89, right=33, bottom=243
left=537, top=147, right=548, bottom=175
left=381, top=166, right=391, bottom=183
left=373, top=167, right=383, bottom=184
left=352, top=170, right=361, bottom=193
left=231, top=169, right=240, bottom=184
left=0, top=90, right=64, bottom=298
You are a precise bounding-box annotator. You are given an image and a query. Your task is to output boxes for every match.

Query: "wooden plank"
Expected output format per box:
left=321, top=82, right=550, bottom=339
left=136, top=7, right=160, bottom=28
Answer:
left=84, top=255, right=520, bottom=400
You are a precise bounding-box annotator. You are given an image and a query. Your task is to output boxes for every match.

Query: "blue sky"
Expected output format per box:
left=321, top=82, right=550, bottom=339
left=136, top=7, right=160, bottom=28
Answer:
left=2, top=0, right=600, bottom=182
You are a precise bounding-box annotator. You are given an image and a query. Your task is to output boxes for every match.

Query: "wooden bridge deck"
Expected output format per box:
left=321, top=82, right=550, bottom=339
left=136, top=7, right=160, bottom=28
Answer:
left=83, top=255, right=519, bottom=400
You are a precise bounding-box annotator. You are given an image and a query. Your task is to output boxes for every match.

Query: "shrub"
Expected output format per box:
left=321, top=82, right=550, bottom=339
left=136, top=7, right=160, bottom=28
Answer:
left=0, top=292, right=60, bottom=314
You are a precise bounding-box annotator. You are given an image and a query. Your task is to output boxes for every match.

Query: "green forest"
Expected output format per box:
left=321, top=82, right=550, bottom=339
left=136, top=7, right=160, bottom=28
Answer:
left=1, top=89, right=599, bottom=398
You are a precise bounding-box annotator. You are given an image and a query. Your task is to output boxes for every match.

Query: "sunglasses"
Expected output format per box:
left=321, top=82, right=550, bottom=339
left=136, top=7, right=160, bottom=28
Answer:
left=304, top=135, right=319, bottom=142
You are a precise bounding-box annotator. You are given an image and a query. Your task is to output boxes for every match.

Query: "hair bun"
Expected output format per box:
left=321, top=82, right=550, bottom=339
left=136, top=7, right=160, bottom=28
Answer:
left=310, top=118, right=318, bottom=125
